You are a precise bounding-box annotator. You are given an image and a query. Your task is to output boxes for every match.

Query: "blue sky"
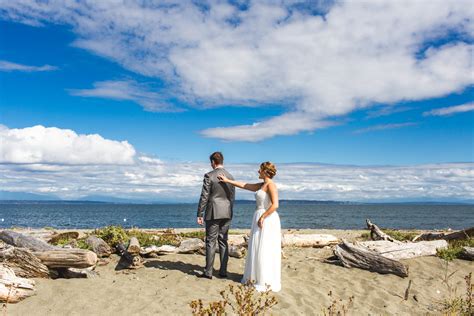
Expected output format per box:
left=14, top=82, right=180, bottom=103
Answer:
left=0, top=1, right=473, bottom=201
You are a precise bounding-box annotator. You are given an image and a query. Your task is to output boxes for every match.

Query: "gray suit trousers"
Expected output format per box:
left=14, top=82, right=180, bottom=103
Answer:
left=204, top=218, right=231, bottom=277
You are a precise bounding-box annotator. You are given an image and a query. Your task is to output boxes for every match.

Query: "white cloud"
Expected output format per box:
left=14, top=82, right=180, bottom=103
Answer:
left=201, top=113, right=337, bottom=142
left=423, top=102, right=474, bottom=117
left=365, top=106, right=413, bottom=119
left=0, top=124, right=472, bottom=201
left=69, top=80, right=180, bottom=112
left=0, top=158, right=473, bottom=202
left=0, top=60, right=57, bottom=72
left=0, top=1, right=472, bottom=140
left=0, top=125, right=136, bottom=165
left=353, top=122, right=418, bottom=134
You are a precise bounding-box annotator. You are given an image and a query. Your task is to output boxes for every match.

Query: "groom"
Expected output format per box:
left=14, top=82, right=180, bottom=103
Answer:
left=197, top=152, right=235, bottom=279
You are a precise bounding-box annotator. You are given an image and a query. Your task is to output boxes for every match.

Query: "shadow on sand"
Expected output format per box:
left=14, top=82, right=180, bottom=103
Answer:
left=144, top=259, right=242, bottom=282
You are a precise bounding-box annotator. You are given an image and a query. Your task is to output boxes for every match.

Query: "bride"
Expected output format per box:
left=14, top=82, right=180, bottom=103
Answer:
left=218, top=162, right=281, bottom=292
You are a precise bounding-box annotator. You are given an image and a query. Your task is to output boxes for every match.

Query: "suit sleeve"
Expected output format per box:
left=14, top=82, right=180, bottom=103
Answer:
left=229, top=174, right=236, bottom=203
left=197, top=173, right=211, bottom=217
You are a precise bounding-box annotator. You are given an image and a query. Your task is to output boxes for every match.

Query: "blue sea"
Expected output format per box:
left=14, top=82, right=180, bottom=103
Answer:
left=0, top=202, right=473, bottom=230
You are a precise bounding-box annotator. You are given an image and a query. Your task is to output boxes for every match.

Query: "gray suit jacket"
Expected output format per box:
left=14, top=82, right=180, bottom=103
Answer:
left=197, top=168, right=235, bottom=221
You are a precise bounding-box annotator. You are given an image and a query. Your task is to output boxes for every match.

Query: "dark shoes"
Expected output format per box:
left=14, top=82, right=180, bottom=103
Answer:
left=197, top=272, right=212, bottom=279
left=197, top=272, right=227, bottom=279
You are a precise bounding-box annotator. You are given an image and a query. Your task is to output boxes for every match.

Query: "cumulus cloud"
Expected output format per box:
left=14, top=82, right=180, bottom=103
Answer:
left=69, top=80, right=180, bottom=112
left=0, top=60, right=57, bottom=72
left=0, top=124, right=472, bottom=201
left=423, top=102, right=474, bottom=117
left=0, top=125, right=136, bottom=165
left=0, top=1, right=472, bottom=140
left=353, top=122, right=418, bottom=134
left=0, top=158, right=473, bottom=202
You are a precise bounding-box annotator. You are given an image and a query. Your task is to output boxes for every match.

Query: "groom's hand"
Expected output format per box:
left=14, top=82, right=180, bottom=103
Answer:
left=197, top=217, right=204, bottom=226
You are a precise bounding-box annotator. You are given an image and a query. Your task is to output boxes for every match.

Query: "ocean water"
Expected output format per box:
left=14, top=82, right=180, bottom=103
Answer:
left=0, top=202, right=473, bottom=230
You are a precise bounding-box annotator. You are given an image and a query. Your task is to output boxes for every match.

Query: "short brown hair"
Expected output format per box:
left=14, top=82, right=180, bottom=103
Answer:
left=210, top=152, right=224, bottom=165
left=260, top=161, right=277, bottom=179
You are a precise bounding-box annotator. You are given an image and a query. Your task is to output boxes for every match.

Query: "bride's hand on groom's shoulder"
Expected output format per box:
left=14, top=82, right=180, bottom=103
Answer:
left=217, top=174, right=228, bottom=182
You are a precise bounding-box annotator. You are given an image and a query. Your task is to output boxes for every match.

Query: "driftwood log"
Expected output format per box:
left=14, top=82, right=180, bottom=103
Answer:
left=228, top=235, right=248, bottom=247
left=334, top=240, right=408, bottom=277
left=178, top=238, right=205, bottom=254
left=460, top=247, right=474, bottom=261
left=140, top=245, right=178, bottom=256
left=116, top=243, right=143, bottom=269
left=0, top=230, right=56, bottom=251
left=359, top=240, right=448, bottom=260
left=85, top=235, right=111, bottom=257
left=229, top=245, right=246, bottom=258
left=413, top=227, right=474, bottom=242
left=443, top=227, right=474, bottom=241
left=411, top=232, right=446, bottom=242
left=366, top=219, right=395, bottom=242
left=0, top=245, right=50, bottom=278
left=32, top=249, right=97, bottom=269
left=127, top=237, right=141, bottom=255
left=0, top=265, right=36, bottom=303
left=282, top=234, right=340, bottom=247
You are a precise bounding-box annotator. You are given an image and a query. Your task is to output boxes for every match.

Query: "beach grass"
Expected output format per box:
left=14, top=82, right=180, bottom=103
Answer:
left=437, top=238, right=474, bottom=261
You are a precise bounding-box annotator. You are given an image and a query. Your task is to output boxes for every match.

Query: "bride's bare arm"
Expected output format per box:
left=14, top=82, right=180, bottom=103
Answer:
left=217, top=174, right=262, bottom=192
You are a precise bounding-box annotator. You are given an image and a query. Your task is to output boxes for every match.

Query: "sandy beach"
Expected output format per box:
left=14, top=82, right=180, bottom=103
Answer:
left=4, top=229, right=471, bottom=315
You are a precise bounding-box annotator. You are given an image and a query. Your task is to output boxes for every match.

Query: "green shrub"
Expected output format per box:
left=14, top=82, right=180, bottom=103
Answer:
left=437, top=238, right=474, bottom=261
left=360, top=230, right=417, bottom=241
left=93, top=225, right=129, bottom=247
left=179, top=231, right=206, bottom=240
left=51, top=236, right=75, bottom=247
left=128, top=228, right=180, bottom=247
left=384, top=229, right=418, bottom=241
left=76, top=238, right=92, bottom=250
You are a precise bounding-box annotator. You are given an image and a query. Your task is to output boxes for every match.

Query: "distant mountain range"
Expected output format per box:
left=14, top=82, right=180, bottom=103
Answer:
left=0, top=191, right=472, bottom=205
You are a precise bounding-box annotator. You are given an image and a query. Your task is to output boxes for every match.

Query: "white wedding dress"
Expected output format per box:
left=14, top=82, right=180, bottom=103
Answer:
left=241, top=188, right=281, bottom=292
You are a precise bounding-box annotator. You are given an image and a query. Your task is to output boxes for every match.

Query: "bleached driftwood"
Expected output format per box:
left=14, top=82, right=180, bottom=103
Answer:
left=0, top=230, right=56, bottom=251
left=228, top=235, right=248, bottom=247
left=19, top=230, right=57, bottom=243
left=140, top=245, right=178, bottom=256
left=127, top=237, right=141, bottom=256
left=366, top=219, right=395, bottom=242
left=178, top=238, right=204, bottom=254
left=359, top=240, right=448, bottom=260
left=116, top=243, right=143, bottom=269
left=413, top=227, right=474, bottom=242
left=460, top=247, right=474, bottom=261
left=32, top=249, right=97, bottom=269
left=0, top=265, right=36, bottom=303
left=0, top=245, right=50, bottom=278
left=48, top=231, right=79, bottom=245
left=85, top=235, right=111, bottom=257
left=282, top=234, right=339, bottom=247
left=197, top=244, right=246, bottom=258
left=229, top=245, right=246, bottom=258
left=333, top=240, right=408, bottom=277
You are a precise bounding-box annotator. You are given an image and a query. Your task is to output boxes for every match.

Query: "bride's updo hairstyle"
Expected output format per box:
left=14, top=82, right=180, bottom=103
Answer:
left=260, top=162, right=277, bottom=179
